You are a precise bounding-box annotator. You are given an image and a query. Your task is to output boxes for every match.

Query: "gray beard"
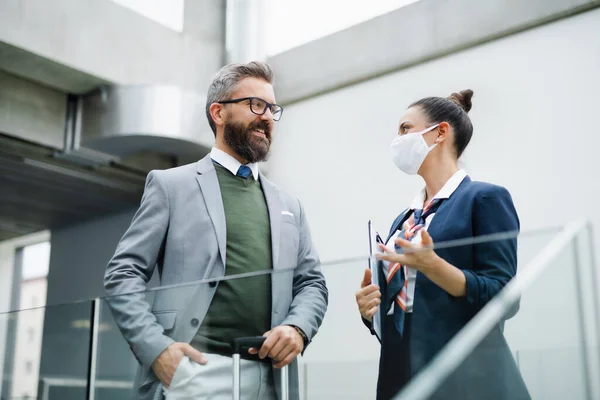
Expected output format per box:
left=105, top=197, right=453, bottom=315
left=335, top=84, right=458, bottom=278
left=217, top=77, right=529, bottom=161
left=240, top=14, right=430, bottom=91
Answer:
left=223, top=120, right=271, bottom=163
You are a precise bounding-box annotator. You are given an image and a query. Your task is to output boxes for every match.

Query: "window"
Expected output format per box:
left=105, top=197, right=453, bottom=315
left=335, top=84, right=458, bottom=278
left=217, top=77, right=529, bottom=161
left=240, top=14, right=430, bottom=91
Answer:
left=21, top=242, right=50, bottom=280
left=7, top=237, right=50, bottom=399
left=1, top=231, right=49, bottom=400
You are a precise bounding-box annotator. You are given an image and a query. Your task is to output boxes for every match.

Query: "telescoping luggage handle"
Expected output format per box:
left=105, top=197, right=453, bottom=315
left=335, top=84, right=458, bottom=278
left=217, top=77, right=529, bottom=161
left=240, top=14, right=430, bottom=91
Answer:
left=231, top=336, right=289, bottom=400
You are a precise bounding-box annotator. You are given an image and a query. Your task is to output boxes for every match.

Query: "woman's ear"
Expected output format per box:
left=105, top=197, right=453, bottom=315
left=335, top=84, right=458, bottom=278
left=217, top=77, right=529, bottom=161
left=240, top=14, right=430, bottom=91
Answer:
left=436, top=121, right=451, bottom=143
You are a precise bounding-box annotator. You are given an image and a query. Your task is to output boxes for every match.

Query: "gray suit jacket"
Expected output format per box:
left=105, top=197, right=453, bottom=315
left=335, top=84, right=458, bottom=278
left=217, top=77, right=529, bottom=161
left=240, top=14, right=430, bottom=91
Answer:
left=104, top=155, right=328, bottom=400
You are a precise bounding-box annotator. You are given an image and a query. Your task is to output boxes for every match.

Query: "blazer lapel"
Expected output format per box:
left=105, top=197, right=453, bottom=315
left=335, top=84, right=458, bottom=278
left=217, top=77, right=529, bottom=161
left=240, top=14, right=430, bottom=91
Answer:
left=259, top=174, right=282, bottom=269
left=386, top=209, right=413, bottom=244
left=259, top=174, right=286, bottom=326
left=426, top=176, right=471, bottom=240
left=195, top=155, right=227, bottom=267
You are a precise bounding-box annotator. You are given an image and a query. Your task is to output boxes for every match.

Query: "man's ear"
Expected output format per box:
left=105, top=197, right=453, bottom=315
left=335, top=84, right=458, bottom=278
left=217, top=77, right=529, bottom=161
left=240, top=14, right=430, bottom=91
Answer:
left=209, top=103, right=226, bottom=128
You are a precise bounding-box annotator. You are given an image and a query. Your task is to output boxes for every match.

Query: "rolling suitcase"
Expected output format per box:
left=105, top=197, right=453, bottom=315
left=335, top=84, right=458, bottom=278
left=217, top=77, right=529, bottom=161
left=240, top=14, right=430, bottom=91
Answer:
left=231, top=336, right=289, bottom=400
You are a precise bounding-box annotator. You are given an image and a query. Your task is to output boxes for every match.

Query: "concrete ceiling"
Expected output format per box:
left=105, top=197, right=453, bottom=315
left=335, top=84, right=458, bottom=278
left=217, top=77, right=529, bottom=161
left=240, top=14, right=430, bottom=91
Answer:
left=0, top=134, right=145, bottom=241
left=0, top=41, right=109, bottom=94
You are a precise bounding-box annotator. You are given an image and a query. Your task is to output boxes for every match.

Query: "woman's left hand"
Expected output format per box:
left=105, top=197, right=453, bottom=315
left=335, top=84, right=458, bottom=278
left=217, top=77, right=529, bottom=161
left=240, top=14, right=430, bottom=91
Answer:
left=376, top=230, right=441, bottom=273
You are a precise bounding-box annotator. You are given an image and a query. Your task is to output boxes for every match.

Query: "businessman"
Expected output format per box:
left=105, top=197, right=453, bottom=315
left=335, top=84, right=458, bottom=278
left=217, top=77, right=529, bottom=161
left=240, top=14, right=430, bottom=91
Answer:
left=104, top=61, right=328, bottom=400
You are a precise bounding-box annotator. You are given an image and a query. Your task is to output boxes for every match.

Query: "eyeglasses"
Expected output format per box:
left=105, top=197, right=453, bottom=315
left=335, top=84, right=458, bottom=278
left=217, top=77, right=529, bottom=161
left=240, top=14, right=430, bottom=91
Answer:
left=218, top=97, right=284, bottom=121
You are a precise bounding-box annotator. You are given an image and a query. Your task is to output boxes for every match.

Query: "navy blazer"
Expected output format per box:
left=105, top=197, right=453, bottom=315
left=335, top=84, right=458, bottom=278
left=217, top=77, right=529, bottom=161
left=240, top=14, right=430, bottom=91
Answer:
left=370, top=176, right=530, bottom=400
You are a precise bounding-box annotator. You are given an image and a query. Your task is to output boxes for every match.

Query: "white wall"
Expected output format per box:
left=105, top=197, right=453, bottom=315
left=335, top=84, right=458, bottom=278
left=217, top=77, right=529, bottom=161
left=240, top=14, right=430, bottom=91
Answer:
left=267, top=8, right=600, bottom=399
left=269, top=8, right=600, bottom=262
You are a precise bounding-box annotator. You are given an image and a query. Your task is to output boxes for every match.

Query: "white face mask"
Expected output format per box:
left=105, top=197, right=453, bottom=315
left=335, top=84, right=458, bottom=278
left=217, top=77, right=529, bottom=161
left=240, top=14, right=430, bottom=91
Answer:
left=390, top=124, right=440, bottom=175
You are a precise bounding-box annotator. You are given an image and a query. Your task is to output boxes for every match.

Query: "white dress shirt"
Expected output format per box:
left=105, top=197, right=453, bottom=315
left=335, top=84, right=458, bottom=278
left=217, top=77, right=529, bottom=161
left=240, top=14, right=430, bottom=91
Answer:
left=210, top=147, right=259, bottom=180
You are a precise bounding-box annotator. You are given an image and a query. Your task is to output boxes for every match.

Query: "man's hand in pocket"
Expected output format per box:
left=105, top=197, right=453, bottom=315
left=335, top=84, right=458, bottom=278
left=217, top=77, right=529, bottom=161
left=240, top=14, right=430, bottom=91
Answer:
left=151, top=343, right=207, bottom=387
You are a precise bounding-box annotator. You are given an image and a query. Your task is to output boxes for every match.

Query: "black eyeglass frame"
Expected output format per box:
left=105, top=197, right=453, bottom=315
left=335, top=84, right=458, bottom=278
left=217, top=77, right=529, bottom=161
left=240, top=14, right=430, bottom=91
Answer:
left=217, top=97, right=284, bottom=121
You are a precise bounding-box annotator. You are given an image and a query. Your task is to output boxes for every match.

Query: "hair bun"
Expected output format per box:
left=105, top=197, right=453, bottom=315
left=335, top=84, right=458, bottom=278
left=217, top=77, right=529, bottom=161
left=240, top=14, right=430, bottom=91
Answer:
left=448, top=89, right=473, bottom=113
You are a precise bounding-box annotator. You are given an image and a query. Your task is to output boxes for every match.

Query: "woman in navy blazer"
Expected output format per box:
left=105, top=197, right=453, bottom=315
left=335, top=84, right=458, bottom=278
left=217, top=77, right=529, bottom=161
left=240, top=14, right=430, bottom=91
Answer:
left=355, top=90, right=530, bottom=400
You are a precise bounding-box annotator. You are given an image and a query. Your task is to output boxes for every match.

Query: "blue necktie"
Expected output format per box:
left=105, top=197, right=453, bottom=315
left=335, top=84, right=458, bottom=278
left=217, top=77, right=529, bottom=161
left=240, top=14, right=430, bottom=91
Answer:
left=236, top=165, right=253, bottom=179
left=383, top=198, right=443, bottom=336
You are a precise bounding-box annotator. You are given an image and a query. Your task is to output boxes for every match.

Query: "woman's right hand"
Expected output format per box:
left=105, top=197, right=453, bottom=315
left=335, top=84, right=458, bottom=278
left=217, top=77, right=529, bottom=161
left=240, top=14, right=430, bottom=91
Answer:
left=355, top=268, right=381, bottom=321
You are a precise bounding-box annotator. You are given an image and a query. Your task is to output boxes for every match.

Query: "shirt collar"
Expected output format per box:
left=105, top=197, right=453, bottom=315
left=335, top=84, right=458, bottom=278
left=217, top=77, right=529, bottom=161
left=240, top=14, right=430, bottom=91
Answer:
left=409, top=169, right=468, bottom=210
left=210, top=147, right=259, bottom=180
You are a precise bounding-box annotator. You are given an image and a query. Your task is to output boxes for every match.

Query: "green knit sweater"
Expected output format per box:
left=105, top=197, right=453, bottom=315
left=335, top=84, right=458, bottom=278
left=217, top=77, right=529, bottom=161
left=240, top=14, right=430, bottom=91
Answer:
left=191, top=164, right=272, bottom=355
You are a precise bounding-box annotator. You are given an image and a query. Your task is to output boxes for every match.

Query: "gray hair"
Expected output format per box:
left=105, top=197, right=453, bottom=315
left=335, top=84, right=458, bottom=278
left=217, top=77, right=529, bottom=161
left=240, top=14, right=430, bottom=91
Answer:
left=205, top=61, right=274, bottom=135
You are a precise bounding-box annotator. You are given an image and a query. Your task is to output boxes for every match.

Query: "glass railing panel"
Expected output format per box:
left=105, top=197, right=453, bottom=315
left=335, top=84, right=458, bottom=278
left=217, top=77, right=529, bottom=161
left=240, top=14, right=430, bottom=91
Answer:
left=395, top=222, right=598, bottom=400
left=300, top=228, right=558, bottom=400
left=94, top=294, right=138, bottom=400
left=297, top=257, right=378, bottom=399
left=1, top=300, right=93, bottom=400
left=1, top=225, right=580, bottom=400
left=97, top=270, right=304, bottom=399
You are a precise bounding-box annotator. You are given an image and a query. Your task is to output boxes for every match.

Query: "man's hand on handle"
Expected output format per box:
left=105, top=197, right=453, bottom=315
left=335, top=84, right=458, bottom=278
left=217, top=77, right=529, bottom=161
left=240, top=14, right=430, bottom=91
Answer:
left=151, top=342, right=207, bottom=388
left=248, top=325, right=304, bottom=368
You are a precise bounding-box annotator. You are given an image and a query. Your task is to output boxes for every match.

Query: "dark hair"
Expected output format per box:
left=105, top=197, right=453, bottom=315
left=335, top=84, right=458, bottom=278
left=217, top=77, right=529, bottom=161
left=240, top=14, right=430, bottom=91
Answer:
left=205, top=61, right=274, bottom=136
left=410, top=89, right=474, bottom=158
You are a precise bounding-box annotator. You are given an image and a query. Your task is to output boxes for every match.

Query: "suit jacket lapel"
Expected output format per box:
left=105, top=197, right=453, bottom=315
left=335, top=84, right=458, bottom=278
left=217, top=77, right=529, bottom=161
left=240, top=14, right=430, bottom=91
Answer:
left=259, top=174, right=286, bottom=327
left=259, top=174, right=282, bottom=269
left=386, top=209, right=413, bottom=244
left=426, top=176, right=471, bottom=240
left=195, top=155, right=227, bottom=267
